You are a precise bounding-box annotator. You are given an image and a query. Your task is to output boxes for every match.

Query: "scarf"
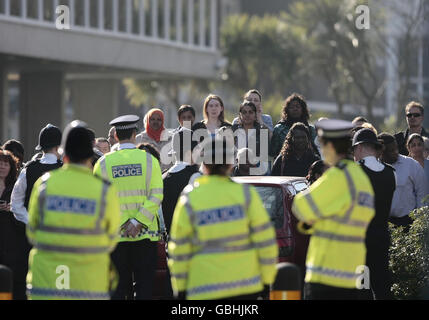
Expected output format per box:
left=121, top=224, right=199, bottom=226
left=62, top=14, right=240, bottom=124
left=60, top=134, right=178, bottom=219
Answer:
left=145, top=108, right=165, bottom=142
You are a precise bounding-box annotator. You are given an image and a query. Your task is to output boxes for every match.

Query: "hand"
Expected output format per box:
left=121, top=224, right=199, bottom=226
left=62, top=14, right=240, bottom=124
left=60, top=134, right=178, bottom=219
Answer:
left=126, top=222, right=143, bottom=238
left=257, top=110, right=263, bottom=124
left=120, top=220, right=131, bottom=237
left=0, top=202, right=10, bottom=212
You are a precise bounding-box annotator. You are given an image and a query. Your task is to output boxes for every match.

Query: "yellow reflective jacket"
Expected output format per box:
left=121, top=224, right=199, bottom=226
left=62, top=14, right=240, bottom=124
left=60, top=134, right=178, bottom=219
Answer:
left=27, top=164, right=120, bottom=300
left=168, top=175, right=278, bottom=300
left=93, top=146, right=163, bottom=242
left=292, top=159, right=375, bottom=289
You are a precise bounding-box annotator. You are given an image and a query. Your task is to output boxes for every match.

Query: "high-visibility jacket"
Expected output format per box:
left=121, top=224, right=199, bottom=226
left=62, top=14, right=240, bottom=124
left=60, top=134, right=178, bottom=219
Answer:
left=292, top=159, right=375, bottom=289
left=93, top=146, right=163, bottom=242
left=168, top=175, right=278, bottom=300
left=26, top=164, right=120, bottom=300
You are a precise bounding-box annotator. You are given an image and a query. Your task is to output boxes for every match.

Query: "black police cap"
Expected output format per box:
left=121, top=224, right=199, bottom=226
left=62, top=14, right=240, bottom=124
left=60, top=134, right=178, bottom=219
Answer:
left=61, top=120, right=94, bottom=160
left=352, top=128, right=382, bottom=148
left=315, top=119, right=354, bottom=139
left=109, top=115, right=140, bottom=130
left=35, top=124, right=62, bottom=151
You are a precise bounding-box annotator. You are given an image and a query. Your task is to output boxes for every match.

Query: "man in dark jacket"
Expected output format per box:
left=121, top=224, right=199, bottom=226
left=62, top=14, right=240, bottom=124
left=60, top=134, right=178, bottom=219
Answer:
left=352, top=128, right=395, bottom=300
left=10, top=124, right=63, bottom=299
left=394, top=101, right=429, bottom=155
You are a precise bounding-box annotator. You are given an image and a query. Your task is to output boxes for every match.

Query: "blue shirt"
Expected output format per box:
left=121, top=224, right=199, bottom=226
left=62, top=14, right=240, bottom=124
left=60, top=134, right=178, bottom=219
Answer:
left=390, top=155, right=429, bottom=218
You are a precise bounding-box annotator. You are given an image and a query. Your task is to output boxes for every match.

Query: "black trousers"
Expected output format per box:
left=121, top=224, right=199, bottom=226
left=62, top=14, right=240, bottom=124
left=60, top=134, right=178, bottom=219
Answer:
left=12, top=221, right=31, bottom=300
left=111, top=239, right=158, bottom=300
left=361, top=236, right=392, bottom=300
left=0, top=214, right=31, bottom=300
left=304, top=283, right=360, bottom=300
left=389, top=215, right=412, bottom=231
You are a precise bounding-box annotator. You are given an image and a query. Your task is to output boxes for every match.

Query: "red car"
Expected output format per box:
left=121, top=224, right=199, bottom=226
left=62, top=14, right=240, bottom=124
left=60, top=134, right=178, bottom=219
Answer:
left=231, top=176, right=310, bottom=280
left=153, top=176, right=310, bottom=299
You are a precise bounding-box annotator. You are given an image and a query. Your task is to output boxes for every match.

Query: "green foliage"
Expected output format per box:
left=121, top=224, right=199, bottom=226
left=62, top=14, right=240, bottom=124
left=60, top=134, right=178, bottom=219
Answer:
left=389, top=206, right=429, bottom=299
left=220, top=14, right=308, bottom=98
left=284, top=0, right=385, bottom=121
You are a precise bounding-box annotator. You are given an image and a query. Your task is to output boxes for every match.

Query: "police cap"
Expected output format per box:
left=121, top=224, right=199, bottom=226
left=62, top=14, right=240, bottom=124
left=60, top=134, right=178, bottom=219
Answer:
left=352, top=128, right=382, bottom=148
left=109, top=115, right=140, bottom=130
left=61, top=120, right=94, bottom=160
left=315, top=119, right=354, bottom=139
left=35, top=124, right=62, bottom=151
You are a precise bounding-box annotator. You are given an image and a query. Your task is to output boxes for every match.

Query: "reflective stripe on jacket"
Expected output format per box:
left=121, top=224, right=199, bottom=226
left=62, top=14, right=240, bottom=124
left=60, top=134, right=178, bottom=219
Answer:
left=292, top=159, right=375, bottom=288
left=27, top=164, right=120, bottom=300
left=168, top=175, right=278, bottom=300
left=93, top=147, right=163, bottom=242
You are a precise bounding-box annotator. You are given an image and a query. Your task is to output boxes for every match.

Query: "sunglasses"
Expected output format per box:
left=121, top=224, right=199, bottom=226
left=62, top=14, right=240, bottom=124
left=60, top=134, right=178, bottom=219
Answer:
left=406, top=113, right=422, bottom=118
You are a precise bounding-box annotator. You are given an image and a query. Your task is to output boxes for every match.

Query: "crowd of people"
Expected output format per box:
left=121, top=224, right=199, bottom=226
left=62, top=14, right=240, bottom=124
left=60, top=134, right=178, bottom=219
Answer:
left=0, top=88, right=428, bottom=300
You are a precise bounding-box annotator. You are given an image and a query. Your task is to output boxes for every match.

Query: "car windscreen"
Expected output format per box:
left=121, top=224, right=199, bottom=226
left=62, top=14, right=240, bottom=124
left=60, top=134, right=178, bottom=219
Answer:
left=254, top=186, right=284, bottom=230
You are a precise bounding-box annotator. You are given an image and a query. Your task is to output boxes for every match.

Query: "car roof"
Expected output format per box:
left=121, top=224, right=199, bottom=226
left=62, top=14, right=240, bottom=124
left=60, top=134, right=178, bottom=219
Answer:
left=231, top=176, right=307, bottom=186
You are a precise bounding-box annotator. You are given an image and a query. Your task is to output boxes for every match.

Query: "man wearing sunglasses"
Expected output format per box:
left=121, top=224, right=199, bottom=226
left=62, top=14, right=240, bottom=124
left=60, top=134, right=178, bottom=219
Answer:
left=394, top=101, right=429, bottom=156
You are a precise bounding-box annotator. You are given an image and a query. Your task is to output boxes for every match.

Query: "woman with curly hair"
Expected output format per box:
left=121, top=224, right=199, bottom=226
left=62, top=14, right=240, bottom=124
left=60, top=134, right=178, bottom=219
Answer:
left=271, top=122, right=319, bottom=177
left=270, top=93, right=318, bottom=159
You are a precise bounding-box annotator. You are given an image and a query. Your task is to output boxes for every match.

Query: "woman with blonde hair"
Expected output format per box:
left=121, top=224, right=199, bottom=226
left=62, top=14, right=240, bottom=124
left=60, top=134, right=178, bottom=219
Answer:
left=192, top=94, right=232, bottom=139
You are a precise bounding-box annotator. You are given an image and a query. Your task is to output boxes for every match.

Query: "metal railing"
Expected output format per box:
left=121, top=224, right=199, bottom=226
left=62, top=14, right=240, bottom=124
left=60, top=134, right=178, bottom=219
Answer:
left=0, top=0, right=218, bottom=52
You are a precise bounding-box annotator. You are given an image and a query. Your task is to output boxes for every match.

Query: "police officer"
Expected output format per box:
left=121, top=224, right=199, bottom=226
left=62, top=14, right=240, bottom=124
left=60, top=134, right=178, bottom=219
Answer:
left=292, top=119, right=375, bottom=300
left=168, top=138, right=278, bottom=300
left=10, top=123, right=63, bottom=300
left=93, top=115, right=164, bottom=300
left=352, top=128, right=395, bottom=300
left=26, top=120, right=120, bottom=300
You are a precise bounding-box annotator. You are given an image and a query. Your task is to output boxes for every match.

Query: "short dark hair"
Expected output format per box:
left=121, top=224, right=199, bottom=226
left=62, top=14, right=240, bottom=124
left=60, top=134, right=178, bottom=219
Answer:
left=177, top=105, right=195, bottom=119
left=116, top=128, right=137, bottom=141
left=377, top=132, right=396, bottom=145
left=320, top=137, right=351, bottom=156
left=137, top=143, right=160, bottom=162
left=87, top=128, right=96, bottom=142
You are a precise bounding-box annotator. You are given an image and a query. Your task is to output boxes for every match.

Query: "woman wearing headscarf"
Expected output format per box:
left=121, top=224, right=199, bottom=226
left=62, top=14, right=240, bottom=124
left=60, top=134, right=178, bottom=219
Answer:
left=136, top=108, right=173, bottom=172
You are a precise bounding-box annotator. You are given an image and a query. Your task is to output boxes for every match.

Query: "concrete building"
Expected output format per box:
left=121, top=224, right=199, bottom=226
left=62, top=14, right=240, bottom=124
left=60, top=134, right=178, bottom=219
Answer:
left=0, top=0, right=222, bottom=159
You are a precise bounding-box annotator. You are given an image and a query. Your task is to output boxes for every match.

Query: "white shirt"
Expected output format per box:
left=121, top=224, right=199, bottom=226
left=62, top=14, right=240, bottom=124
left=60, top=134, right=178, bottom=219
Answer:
left=390, top=155, right=429, bottom=218
left=168, top=161, right=192, bottom=174
left=118, top=143, right=136, bottom=150
left=361, top=156, right=385, bottom=172
left=11, top=153, right=59, bottom=224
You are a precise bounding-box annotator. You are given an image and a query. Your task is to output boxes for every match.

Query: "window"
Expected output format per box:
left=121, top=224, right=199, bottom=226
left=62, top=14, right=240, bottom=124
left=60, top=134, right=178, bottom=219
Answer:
left=254, top=185, right=293, bottom=258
